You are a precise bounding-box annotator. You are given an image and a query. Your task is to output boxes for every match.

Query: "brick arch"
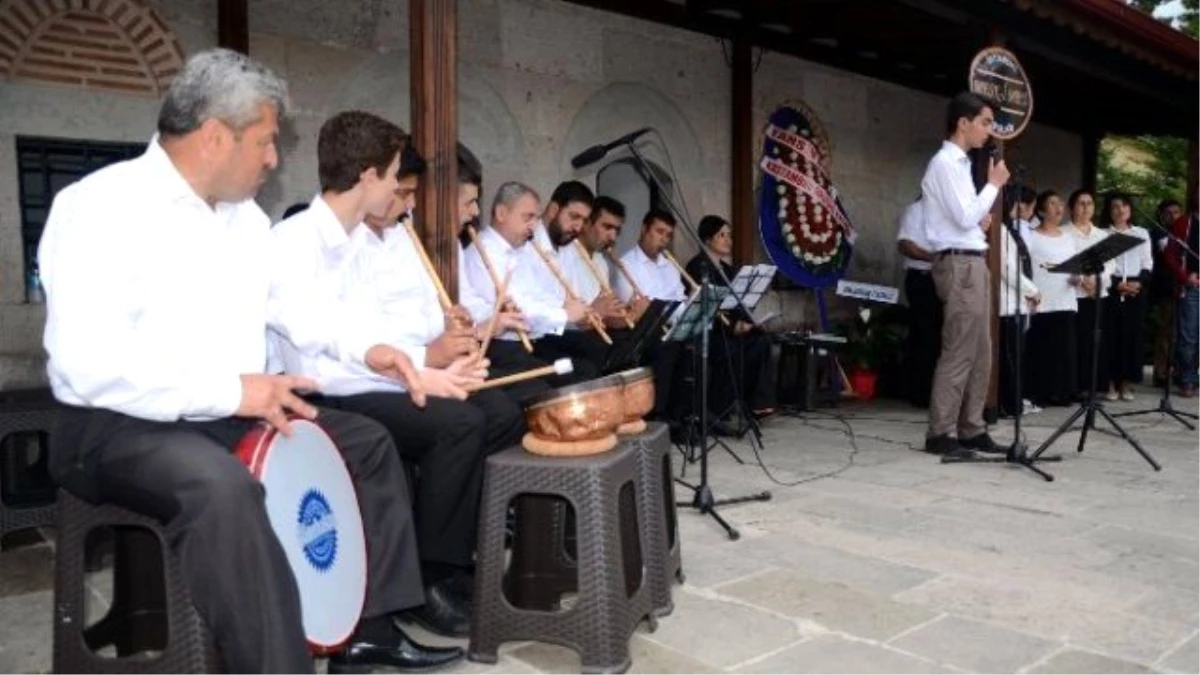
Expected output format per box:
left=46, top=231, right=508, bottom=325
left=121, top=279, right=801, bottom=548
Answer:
left=0, top=0, right=184, bottom=95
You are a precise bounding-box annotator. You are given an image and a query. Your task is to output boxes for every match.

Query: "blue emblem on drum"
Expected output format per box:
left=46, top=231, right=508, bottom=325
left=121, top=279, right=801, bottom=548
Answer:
left=296, top=489, right=338, bottom=572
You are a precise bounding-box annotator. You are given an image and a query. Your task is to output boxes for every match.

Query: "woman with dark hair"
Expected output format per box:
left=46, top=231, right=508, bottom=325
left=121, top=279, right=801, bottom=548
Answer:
left=684, top=215, right=776, bottom=422
left=1066, top=188, right=1115, bottom=397
left=1104, top=192, right=1153, bottom=400
left=1024, top=191, right=1078, bottom=406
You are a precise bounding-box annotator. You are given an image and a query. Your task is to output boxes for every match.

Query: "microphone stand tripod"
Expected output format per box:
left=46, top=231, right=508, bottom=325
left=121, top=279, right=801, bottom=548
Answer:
left=1112, top=208, right=1198, bottom=429
left=622, top=139, right=771, bottom=541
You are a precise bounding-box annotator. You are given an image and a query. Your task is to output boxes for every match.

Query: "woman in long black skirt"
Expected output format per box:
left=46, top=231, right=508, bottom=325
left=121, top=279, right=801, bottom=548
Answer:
left=1066, top=188, right=1115, bottom=398
left=1104, top=193, right=1153, bottom=400
left=1024, top=191, right=1079, bottom=406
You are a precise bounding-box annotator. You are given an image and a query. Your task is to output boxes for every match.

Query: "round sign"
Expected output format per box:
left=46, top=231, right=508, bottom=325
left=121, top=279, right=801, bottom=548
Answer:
left=969, top=47, right=1033, bottom=140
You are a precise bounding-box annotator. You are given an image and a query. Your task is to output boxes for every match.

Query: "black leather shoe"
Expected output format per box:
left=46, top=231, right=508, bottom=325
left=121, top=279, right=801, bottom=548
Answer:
left=400, top=580, right=471, bottom=638
left=924, top=434, right=975, bottom=459
left=441, top=570, right=474, bottom=604
left=327, top=628, right=463, bottom=674
left=959, top=433, right=1005, bottom=454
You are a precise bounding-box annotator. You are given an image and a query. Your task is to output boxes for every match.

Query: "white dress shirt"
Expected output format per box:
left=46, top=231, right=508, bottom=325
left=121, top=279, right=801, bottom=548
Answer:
left=614, top=245, right=686, bottom=303
left=40, top=139, right=267, bottom=421
left=266, top=197, right=413, bottom=396
left=462, top=225, right=568, bottom=340
left=1000, top=227, right=1039, bottom=317
left=921, top=141, right=999, bottom=252
left=895, top=200, right=933, bottom=271
left=1109, top=225, right=1153, bottom=281
left=558, top=241, right=613, bottom=305
left=1066, top=223, right=1116, bottom=299
left=1026, top=229, right=1079, bottom=314
left=458, top=243, right=493, bottom=324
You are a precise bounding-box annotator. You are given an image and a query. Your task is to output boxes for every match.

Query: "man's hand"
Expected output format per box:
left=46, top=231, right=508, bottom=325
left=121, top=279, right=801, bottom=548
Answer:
left=627, top=294, right=651, bottom=322
left=481, top=309, right=530, bottom=338
left=1189, top=272, right=1199, bottom=289
left=425, top=329, right=477, bottom=368
left=564, top=297, right=589, bottom=325
left=590, top=292, right=626, bottom=322
left=1127, top=280, right=1141, bottom=296
left=444, top=305, right=474, bottom=332
left=979, top=213, right=993, bottom=233
left=365, top=344, right=426, bottom=407
left=1026, top=290, right=1042, bottom=312
left=418, top=355, right=489, bottom=400
left=988, top=158, right=1010, bottom=188
left=237, top=374, right=320, bottom=436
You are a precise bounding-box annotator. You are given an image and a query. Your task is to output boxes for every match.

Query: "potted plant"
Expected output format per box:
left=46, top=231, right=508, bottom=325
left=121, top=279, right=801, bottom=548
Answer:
left=840, top=306, right=906, bottom=399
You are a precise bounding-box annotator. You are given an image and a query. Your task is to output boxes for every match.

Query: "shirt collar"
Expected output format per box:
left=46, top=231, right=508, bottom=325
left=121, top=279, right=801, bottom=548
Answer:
left=941, top=140, right=970, bottom=164
left=141, top=137, right=215, bottom=208
left=481, top=224, right=521, bottom=257
left=632, top=244, right=665, bottom=267
left=307, top=195, right=356, bottom=250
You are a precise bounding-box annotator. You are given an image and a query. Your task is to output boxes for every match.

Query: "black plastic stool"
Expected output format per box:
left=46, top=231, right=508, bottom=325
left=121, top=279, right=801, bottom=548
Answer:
left=0, top=400, right=59, bottom=541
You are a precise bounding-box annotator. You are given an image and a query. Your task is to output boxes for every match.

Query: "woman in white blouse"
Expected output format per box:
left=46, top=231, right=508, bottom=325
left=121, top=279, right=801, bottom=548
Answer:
left=1025, top=191, right=1078, bottom=406
left=998, top=196, right=1041, bottom=416
left=1067, top=188, right=1115, bottom=397
left=1104, top=193, right=1153, bottom=400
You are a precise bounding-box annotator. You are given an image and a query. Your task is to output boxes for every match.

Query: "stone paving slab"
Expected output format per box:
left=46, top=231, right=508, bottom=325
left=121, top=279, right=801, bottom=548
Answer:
left=1, top=395, right=1195, bottom=674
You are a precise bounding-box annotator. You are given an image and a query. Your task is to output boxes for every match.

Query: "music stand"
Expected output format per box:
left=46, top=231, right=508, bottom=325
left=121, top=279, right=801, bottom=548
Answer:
left=667, top=282, right=770, bottom=541
left=1025, top=232, right=1162, bottom=471
left=600, top=298, right=679, bottom=373
left=712, top=264, right=777, bottom=442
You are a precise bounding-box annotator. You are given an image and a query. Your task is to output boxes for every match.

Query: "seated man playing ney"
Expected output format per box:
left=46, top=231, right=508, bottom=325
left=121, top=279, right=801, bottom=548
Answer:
left=40, top=49, right=461, bottom=674
left=267, top=111, right=502, bottom=639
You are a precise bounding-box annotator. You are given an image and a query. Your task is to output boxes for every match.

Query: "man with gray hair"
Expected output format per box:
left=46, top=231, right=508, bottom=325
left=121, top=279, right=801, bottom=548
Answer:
left=39, top=48, right=458, bottom=673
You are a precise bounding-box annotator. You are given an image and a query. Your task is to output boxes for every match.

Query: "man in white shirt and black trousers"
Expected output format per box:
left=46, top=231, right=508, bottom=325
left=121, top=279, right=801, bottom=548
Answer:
left=39, top=50, right=462, bottom=673
left=269, top=112, right=512, bottom=642
left=896, top=196, right=941, bottom=408
left=921, top=92, right=1011, bottom=458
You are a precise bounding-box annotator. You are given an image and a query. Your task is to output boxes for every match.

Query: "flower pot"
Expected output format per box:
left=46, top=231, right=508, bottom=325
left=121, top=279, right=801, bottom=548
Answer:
left=849, top=368, right=878, bottom=400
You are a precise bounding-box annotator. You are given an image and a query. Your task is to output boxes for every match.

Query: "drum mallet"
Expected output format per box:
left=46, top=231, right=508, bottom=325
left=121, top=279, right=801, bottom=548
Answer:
left=467, top=358, right=574, bottom=393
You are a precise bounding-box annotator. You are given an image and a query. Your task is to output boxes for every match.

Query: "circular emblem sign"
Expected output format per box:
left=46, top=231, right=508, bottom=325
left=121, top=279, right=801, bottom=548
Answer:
left=969, top=47, right=1033, bottom=140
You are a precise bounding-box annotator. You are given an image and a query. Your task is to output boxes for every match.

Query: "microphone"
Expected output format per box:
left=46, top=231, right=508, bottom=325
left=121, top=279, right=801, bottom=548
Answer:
left=570, top=127, right=652, bottom=169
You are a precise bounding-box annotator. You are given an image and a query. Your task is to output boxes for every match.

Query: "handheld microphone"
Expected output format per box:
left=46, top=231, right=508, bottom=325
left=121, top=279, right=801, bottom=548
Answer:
left=570, top=127, right=653, bottom=169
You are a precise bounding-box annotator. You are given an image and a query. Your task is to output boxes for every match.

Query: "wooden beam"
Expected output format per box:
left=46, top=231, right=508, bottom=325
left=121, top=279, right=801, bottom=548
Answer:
left=410, top=0, right=459, bottom=300
left=731, top=35, right=755, bottom=265
left=217, top=0, right=248, bottom=54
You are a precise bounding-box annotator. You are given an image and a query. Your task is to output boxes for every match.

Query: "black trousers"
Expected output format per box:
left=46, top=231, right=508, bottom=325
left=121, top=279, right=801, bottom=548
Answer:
left=904, top=269, right=942, bottom=407
left=485, top=340, right=568, bottom=401
left=317, top=390, right=524, bottom=569
left=534, top=331, right=604, bottom=382
left=1106, top=291, right=1148, bottom=385
left=48, top=406, right=422, bottom=674
left=708, top=328, right=776, bottom=416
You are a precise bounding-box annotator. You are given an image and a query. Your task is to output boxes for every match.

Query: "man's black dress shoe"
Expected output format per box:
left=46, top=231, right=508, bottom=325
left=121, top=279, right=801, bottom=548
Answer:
left=924, top=434, right=975, bottom=459
left=441, top=570, right=474, bottom=604
left=399, top=580, right=471, bottom=638
left=327, top=628, right=463, bottom=674
left=959, top=432, right=1006, bottom=454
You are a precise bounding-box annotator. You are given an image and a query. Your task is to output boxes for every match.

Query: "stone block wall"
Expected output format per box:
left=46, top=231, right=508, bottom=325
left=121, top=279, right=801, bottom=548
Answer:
left=0, top=0, right=1083, bottom=382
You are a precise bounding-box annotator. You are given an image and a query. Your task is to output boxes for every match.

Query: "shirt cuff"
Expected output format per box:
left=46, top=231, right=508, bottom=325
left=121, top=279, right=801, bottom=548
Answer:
left=190, top=373, right=244, bottom=419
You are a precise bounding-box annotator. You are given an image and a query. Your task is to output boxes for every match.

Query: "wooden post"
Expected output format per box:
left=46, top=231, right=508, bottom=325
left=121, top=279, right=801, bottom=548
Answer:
left=217, top=0, right=249, bottom=54
left=731, top=36, right=755, bottom=265
left=410, top=0, right=459, bottom=300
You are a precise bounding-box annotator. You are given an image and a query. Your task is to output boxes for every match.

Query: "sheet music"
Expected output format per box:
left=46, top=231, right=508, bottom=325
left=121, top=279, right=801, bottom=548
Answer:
left=720, top=264, right=776, bottom=311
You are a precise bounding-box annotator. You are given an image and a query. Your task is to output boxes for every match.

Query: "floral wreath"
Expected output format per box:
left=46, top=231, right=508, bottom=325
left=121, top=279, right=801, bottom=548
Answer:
left=757, top=102, right=855, bottom=288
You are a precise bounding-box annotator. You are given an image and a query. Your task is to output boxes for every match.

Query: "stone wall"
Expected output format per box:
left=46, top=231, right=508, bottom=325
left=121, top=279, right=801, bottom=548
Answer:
left=0, top=0, right=1083, bottom=383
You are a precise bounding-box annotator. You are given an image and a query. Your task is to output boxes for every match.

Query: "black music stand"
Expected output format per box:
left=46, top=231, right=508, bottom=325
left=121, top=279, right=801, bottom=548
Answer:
left=600, top=298, right=679, bottom=373
left=712, top=264, right=777, bottom=443
left=667, top=281, right=770, bottom=541
left=1025, top=232, right=1162, bottom=471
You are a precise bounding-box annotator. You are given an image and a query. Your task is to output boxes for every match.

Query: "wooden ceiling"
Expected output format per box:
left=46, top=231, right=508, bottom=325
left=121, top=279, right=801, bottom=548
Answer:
left=561, top=0, right=1199, bottom=137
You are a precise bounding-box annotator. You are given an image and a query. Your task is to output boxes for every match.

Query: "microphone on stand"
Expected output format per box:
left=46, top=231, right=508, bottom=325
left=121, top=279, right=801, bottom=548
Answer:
left=570, top=127, right=653, bottom=169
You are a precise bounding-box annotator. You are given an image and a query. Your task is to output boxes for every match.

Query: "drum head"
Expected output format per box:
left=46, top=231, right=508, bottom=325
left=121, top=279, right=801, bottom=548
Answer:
left=243, top=420, right=367, bottom=653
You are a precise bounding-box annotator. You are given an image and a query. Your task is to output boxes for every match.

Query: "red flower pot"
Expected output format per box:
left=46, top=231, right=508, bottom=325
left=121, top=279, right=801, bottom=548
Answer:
left=849, top=368, right=878, bottom=400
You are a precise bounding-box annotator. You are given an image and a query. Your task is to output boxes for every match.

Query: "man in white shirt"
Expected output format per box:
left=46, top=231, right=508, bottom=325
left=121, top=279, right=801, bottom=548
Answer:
left=39, top=51, right=460, bottom=674
left=530, top=182, right=623, bottom=374
left=463, top=182, right=596, bottom=382
left=614, top=212, right=687, bottom=304
left=920, top=92, right=1010, bottom=458
left=896, top=196, right=941, bottom=408
left=269, top=114, right=494, bottom=642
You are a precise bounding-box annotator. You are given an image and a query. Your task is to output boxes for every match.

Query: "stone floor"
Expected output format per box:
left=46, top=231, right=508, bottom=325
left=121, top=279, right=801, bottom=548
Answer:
left=1, top=390, right=1197, bottom=674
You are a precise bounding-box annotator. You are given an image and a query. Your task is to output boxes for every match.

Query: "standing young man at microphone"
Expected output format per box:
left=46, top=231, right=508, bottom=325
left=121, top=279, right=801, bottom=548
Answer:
left=922, top=92, right=1011, bottom=458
